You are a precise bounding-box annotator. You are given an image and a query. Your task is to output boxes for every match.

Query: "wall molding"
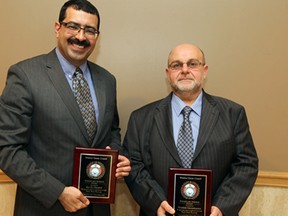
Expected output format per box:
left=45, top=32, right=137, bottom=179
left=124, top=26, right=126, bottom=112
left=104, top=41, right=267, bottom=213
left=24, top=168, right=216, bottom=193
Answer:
left=1, top=170, right=288, bottom=187
left=255, top=171, right=288, bottom=188
left=0, top=170, right=12, bottom=183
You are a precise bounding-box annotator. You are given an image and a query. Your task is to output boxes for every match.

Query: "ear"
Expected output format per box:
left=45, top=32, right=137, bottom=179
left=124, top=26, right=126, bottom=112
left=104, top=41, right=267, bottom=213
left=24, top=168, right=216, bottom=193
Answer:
left=165, top=68, right=170, bottom=77
left=203, top=65, right=208, bottom=79
left=54, top=22, right=61, bottom=38
left=94, top=33, right=100, bottom=43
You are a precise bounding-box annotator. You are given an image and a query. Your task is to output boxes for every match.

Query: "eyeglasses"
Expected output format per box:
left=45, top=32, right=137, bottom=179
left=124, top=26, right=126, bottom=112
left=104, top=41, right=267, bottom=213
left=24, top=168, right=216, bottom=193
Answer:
left=60, top=21, right=99, bottom=39
left=168, top=59, right=205, bottom=71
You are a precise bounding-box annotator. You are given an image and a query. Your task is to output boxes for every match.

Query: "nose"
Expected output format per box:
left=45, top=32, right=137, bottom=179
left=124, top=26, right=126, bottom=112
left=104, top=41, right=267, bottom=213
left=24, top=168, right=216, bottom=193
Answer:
left=181, top=63, right=190, bottom=73
left=75, top=28, right=87, bottom=40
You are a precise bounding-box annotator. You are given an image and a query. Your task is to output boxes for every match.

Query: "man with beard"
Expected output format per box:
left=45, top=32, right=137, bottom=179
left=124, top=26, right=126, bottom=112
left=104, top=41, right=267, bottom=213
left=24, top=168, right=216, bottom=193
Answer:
left=123, top=44, right=258, bottom=216
left=0, top=1, right=130, bottom=216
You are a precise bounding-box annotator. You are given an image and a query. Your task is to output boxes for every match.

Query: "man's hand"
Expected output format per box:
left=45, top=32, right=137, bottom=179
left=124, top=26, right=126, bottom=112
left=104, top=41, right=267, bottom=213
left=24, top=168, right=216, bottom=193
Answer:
left=210, top=206, right=223, bottom=216
left=116, top=154, right=131, bottom=179
left=157, top=201, right=175, bottom=216
left=58, top=186, right=90, bottom=212
left=105, top=146, right=131, bottom=179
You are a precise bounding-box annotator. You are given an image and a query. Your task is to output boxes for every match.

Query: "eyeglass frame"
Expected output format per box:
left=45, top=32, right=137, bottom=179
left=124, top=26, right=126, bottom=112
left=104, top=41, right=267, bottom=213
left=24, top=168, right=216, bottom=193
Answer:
left=60, top=21, right=100, bottom=39
left=168, top=59, right=205, bottom=72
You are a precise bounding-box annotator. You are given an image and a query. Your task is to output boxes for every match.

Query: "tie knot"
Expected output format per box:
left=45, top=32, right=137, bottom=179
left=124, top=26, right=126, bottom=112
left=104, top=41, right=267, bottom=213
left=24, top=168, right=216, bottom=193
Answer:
left=182, top=106, right=192, bottom=117
left=74, top=67, right=83, bottom=78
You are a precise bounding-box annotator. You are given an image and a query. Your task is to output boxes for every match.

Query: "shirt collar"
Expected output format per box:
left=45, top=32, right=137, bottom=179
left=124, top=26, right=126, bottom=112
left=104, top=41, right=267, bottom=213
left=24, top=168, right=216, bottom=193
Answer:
left=55, top=48, right=88, bottom=79
left=171, top=91, right=203, bottom=117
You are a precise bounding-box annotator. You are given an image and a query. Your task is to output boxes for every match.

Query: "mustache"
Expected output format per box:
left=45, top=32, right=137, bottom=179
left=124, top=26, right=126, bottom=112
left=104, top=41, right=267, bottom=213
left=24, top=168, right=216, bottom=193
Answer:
left=177, top=75, right=194, bottom=81
left=68, top=38, right=90, bottom=48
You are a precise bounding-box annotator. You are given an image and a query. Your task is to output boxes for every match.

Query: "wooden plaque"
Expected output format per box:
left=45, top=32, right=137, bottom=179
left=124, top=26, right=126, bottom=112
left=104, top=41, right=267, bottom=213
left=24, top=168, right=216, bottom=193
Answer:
left=73, top=147, right=119, bottom=203
left=168, top=168, right=212, bottom=216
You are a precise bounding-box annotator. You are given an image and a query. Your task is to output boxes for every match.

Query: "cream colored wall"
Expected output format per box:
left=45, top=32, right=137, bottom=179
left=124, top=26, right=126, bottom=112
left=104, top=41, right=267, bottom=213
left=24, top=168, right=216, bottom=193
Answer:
left=239, top=186, right=288, bottom=216
left=0, top=0, right=288, bottom=176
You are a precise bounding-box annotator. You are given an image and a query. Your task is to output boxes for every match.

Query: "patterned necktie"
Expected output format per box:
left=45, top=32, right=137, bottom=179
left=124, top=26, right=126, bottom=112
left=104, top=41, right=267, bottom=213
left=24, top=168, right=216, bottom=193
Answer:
left=177, top=106, right=194, bottom=168
left=72, top=67, right=97, bottom=143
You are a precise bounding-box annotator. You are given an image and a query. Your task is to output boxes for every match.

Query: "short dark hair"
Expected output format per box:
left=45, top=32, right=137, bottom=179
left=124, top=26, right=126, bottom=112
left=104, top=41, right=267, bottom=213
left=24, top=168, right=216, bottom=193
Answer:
left=58, top=0, right=100, bottom=31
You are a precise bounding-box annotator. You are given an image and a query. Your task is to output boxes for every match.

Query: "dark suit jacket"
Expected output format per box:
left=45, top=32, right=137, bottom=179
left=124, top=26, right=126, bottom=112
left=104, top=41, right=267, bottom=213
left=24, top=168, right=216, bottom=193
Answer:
left=0, top=49, right=121, bottom=216
left=123, top=92, right=258, bottom=216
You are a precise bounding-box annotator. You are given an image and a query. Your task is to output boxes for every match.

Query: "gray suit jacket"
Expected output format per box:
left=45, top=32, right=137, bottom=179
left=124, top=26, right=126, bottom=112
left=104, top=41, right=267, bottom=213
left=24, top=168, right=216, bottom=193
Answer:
left=123, top=92, right=258, bottom=216
left=0, top=49, right=121, bottom=216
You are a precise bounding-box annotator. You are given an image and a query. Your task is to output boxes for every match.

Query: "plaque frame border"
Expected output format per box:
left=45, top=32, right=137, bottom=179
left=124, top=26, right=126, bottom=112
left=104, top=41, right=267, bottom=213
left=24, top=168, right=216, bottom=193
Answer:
left=73, top=147, right=119, bottom=203
left=168, top=168, right=212, bottom=216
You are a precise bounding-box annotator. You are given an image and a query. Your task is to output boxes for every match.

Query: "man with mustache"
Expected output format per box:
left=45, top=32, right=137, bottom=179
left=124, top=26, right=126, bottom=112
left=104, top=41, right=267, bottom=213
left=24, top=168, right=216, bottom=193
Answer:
left=123, top=44, right=258, bottom=216
left=0, top=0, right=130, bottom=216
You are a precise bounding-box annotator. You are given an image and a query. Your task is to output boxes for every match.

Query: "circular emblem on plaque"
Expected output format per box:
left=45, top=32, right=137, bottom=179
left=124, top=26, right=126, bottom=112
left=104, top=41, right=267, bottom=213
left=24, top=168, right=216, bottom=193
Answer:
left=86, top=162, right=105, bottom=179
left=181, top=181, right=200, bottom=199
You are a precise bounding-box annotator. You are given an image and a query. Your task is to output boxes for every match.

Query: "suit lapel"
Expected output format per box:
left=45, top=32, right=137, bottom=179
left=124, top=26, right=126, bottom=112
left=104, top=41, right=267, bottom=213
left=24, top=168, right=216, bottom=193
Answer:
left=154, top=94, right=182, bottom=166
left=88, top=62, right=104, bottom=145
left=193, top=92, right=219, bottom=161
left=45, top=50, right=90, bottom=144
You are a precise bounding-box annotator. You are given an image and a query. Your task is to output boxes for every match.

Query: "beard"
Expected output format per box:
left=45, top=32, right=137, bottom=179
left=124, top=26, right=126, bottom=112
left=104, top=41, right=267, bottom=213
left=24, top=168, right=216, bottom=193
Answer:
left=169, top=77, right=202, bottom=93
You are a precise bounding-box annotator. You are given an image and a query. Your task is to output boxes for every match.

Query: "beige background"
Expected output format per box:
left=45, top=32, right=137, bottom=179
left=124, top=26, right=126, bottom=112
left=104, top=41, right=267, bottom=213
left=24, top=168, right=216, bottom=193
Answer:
left=1, top=0, right=288, bottom=172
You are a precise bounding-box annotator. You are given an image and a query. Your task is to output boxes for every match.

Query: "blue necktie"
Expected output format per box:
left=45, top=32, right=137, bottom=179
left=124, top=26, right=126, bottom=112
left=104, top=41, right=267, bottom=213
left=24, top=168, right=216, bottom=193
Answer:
left=72, top=67, right=97, bottom=143
left=177, top=106, right=194, bottom=168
